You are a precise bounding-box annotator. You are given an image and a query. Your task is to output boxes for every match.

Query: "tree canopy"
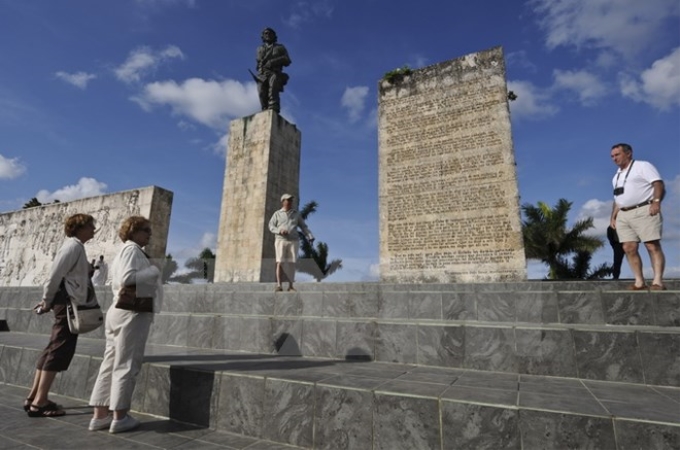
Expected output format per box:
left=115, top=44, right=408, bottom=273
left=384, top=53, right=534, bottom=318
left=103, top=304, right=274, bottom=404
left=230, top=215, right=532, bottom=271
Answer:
left=522, top=198, right=609, bottom=279
left=296, top=200, right=342, bottom=282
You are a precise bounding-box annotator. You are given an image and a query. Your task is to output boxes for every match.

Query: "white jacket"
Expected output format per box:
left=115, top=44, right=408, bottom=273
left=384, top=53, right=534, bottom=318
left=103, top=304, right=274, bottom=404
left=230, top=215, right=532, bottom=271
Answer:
left=43, top=237, right=92, bottom=307
left=111, top=240, right=163, bottom=313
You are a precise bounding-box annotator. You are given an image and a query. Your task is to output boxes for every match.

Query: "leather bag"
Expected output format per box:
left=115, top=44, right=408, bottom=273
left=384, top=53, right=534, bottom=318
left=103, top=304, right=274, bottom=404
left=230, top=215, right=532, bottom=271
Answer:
left=116, top=286, right=153, bottom=313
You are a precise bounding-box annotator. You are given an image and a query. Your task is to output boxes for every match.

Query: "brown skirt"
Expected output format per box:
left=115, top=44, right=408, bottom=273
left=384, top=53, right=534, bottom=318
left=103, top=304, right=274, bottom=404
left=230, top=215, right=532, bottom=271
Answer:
left=35, top=285, right=78, bottom=372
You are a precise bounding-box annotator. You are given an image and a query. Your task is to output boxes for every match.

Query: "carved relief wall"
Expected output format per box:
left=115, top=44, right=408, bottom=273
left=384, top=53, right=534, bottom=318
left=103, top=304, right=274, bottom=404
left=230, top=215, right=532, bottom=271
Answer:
left=0, top=186, right=173, bottom=286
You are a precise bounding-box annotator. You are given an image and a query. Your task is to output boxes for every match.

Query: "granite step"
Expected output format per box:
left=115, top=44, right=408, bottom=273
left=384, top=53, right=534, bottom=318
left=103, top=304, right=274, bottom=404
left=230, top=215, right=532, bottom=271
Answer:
left=1, top=284, right=679, bottom=386
left=0, top=332, right=679, bottom=449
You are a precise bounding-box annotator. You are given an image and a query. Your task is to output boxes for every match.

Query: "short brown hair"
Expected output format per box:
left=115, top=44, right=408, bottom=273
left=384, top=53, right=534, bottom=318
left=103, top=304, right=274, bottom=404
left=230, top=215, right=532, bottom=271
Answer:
left=64, top=214, right=95, bottom=237
left=612, top=143, right=633, bottom=154
left=118, top=216, right=151, bottom=242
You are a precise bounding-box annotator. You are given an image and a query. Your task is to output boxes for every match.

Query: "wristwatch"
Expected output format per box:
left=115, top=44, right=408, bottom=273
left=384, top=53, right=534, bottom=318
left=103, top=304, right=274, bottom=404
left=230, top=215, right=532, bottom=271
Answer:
left=652, top=198, right=661, bottom=203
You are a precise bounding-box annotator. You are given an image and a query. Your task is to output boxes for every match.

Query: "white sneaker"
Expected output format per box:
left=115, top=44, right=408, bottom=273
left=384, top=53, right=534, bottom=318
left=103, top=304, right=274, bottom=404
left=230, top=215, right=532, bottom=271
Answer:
left=88, top=415, right=112, bottom=431
left=109, top=415, right=140, bottom=434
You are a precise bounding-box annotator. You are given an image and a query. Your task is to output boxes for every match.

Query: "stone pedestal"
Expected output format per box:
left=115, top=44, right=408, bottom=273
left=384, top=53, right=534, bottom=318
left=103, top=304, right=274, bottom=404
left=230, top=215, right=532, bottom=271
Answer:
left=378, top=47, right=526, bottom=283
left=215, top=110, right=301, bottom=282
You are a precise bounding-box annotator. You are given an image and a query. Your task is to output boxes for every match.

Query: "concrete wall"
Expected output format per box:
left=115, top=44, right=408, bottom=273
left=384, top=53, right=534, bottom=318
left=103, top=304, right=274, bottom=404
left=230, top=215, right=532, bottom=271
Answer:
left=215, top=110, right=301, bottom=282
left=378, top=47, right=526, bottom=283
left=0, top=186, right=173, bottom=287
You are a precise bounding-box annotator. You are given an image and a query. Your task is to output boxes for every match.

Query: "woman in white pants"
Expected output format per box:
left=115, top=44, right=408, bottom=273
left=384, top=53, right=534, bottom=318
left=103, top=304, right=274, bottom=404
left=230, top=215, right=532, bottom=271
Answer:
left=88, top=216, right=161, bottom=434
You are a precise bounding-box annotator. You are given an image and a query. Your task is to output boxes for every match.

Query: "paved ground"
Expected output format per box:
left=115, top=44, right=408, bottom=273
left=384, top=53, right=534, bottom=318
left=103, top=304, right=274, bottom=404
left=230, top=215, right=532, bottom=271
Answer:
left=0, top=384, right=301, bottom=450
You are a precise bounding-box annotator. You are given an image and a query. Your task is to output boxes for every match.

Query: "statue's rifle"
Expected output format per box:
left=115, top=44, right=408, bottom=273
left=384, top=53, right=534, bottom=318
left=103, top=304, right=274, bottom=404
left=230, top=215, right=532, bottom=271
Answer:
left=248, top=69, right=264, bottom=84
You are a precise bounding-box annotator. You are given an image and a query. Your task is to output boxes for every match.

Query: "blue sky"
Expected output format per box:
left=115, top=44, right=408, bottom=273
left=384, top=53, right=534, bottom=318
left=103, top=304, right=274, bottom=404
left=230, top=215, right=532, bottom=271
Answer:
left=1, top=0, right=678, bottom=281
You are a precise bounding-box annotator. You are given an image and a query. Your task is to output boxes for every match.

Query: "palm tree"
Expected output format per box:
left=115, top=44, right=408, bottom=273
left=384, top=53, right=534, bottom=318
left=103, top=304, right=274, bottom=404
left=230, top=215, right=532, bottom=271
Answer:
left=522, top=199, right=605, bottom=279
left=296, top=200, right=343, bottom=282
left=170, top=248, right=215, bottom=283
left=553, top=251, right=612, bottom=280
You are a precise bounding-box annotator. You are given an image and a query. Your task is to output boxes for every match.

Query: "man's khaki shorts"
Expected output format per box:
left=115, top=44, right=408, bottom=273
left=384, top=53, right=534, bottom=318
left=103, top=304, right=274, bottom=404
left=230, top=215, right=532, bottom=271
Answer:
left=275, top=239, right=299, bottom=263
left=616, top=207, right=662, bottom=243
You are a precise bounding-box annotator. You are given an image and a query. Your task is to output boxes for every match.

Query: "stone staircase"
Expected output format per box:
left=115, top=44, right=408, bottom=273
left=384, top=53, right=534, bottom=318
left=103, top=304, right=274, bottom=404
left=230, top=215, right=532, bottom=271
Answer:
left=1, top=281, right=679, bottom=449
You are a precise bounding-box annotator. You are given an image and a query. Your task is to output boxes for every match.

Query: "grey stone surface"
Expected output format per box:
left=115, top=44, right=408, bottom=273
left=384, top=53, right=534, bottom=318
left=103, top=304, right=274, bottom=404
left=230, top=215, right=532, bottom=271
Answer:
left=272, top=319, right=303, bottom=356
left=557, top=291, right=604, bottom=324
left=374, top=394, right=439, bottom=450
left=314, top=385, right=373, bottom=450
left=516, top=292, right=559, bottom=323
left=408, top=292, right=441, bottom=319
left=301, top=320, right=336, bottom=357
left=519, top=410, right=617, bottom=449
left=213, top=316, right=241, bottom=351
left=515, top=329, right=576, bottom=377
left=654, top=293, right=680, bottom=326
left=240, top=317, right=274, bottom=353
left=336, top=321, right=375, bottom=360
left=0, top=346, right=21, bottom=383
left=638, top=332, right=680, bottom=386
left=442, top=385, right=517, bottom=407
left=603, top=292, right=654, bottom=325
left=441, top=291, right=476, bottom=320
left=416, top=324, right=464, bottom=368
left=216, top=373, right=264, bottom=436
left=262, top=379, right=314, bottom=447
left=300, top=292, right=323, bottom=317
left=442, top=402, right=520, bottom=449
left=149, top=314, right=189, bottom=347
left=378, top=291, right=410, bottom=319
left=572, top=330, right=644, bottom=383
left=143, top=363, right=171, bottom=417
left=615, top=420, right=680, bottom=450
left=477, top=293, right=516, bottom=322
left=346, top=292, right=379, bottom=318
left=464, top=327, right=517, bottom=372
left=187, top=315, right=216, bottom=349
left=375, top=323, right=416, bottom=364
left=57, top=354, right=91, bottom=399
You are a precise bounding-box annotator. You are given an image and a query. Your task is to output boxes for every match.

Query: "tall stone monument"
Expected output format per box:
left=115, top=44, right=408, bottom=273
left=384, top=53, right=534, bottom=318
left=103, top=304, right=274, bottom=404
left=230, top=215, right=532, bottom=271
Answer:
left=215, top=110, right=301, bottom=282
left=378, top=47, right=526, bottom=282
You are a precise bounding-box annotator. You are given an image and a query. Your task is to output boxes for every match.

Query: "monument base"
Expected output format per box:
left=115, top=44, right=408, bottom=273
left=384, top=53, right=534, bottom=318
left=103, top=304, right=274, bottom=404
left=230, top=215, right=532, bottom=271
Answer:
left=215, top=110, right=301, bottom=283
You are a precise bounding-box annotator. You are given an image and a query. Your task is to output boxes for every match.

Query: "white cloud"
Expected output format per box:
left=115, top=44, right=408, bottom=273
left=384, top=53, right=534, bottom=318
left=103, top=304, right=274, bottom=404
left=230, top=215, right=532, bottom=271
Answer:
left=284, top=0, right=334, bottom=28
left=552, top=69, right=608, bottom=106
left=211, top=132, right=230, bottom=157
left=115, top=45, right=185, bottom=84
left=576, top=198, right=612, bottom=236
left=531, top=0, right=680, bottom=59
left=199, top=232, right=216, bottom=250
left=341, top=86, right=369, bottom=123
left=507, top=80, right=559, bottom=120
left=132, top=78, right=259, bottom=129
left=0, top=154, right=26, bottom=179
left=506, top=51, right=538, bottom=72
left=36, top=177, right=107, bottom=203
left=55, top=71, right=97, bottom=89
left=620, top=47, right=680, bottom=111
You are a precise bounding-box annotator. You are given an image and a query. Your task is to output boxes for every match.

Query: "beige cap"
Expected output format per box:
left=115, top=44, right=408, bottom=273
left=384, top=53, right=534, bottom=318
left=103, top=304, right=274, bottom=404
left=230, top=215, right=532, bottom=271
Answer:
left=281, top=193, right=294, bottom=201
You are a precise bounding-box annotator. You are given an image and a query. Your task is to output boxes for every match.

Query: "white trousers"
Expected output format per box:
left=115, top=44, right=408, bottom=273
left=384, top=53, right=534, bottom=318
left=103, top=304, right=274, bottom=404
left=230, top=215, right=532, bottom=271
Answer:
left=89, top=307, right=153, bottom=410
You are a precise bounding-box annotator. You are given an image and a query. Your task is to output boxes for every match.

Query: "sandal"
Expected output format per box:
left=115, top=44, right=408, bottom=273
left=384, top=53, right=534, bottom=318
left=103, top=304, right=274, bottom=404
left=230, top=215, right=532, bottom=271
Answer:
left=23, top=399, right=59, bottom=412
left=27, top=402, right=65, bottom=418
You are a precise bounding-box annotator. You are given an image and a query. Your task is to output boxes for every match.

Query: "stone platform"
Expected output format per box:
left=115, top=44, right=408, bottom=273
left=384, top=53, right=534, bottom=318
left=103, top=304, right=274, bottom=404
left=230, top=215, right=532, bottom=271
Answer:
left=1, top=281, right=679, bottom=449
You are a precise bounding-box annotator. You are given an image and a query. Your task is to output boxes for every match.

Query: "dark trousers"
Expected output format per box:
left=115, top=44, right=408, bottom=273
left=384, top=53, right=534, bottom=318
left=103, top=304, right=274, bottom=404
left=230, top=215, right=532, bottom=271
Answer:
left=611, top=244, right=625, bottom=279
left=35, top=287, right=78, bottom=372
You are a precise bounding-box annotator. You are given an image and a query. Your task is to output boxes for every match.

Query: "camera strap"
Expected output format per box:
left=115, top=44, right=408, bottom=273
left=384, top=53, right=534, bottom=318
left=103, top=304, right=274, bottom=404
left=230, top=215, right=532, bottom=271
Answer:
left=614, top=160, right=634, bottom=189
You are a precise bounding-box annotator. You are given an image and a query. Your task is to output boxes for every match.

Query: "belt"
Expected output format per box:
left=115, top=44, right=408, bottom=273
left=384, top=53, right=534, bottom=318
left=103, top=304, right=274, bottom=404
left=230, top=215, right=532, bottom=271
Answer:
left=620, top=200, right=652, bottom=212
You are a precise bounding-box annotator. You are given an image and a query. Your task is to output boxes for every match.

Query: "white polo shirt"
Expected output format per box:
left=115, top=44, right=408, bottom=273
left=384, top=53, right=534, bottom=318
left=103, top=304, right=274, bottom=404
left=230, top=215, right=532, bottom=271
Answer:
left=612, top=160, right=662, bottom=208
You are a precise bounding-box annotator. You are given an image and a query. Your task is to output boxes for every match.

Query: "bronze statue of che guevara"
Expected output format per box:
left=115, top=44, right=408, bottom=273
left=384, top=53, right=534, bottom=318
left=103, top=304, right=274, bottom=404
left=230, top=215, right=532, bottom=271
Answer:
left=252, top=27, right=291, bottom=113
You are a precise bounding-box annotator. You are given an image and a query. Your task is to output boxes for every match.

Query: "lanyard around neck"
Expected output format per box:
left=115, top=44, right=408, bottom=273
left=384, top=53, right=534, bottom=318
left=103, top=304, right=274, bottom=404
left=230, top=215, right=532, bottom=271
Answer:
left=615, top=160, right=635, bottom=188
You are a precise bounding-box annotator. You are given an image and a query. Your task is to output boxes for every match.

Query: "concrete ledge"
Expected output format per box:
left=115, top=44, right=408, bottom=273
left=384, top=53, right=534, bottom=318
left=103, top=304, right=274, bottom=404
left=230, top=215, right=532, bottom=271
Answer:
left=1, top=334, right=679, bottom=449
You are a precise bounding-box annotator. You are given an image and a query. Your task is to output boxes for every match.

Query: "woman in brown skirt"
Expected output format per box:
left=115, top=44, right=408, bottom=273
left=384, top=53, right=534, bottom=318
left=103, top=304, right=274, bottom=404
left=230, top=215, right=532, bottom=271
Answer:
left=26, top=213, right=96, bottom=417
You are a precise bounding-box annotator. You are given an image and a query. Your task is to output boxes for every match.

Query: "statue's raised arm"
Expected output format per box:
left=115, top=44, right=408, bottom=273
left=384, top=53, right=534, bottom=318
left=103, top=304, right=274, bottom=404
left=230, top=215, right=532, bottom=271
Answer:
left=255, top=27, right=291, bottom=113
